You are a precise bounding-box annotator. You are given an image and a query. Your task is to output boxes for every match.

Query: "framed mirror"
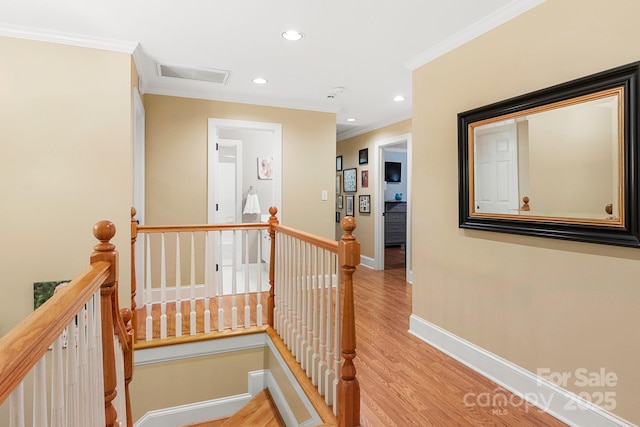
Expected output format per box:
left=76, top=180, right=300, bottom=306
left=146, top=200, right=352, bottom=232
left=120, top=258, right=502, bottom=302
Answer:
left=458, top=61, right=640, bottom=247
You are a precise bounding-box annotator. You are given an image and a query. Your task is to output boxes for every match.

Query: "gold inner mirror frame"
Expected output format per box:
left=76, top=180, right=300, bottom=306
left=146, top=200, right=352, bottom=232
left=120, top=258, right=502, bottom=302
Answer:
left=467, top=87, right=625, bottom=227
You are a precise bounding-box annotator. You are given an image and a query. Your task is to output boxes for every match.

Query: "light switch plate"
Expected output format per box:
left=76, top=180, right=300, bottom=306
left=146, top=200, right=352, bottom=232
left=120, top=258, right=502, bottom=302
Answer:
left=321, top=190, right=328, bottom=201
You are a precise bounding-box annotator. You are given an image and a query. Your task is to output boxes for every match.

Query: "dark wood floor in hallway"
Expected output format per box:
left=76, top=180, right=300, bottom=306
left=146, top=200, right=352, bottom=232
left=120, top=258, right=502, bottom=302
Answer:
left=353, top=247, right=566, bottom=426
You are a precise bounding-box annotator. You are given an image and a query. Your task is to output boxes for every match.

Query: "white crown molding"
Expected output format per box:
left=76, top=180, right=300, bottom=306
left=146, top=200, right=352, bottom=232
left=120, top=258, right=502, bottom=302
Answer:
left=0, top=23, right=138, bottom=54
left=143, top=85, right=340, bottom=114
left=405, top=0, right=546, bottom=70
left=337, top=113, right=412, bottom=141
left=409, top=314, right=635, bottom=427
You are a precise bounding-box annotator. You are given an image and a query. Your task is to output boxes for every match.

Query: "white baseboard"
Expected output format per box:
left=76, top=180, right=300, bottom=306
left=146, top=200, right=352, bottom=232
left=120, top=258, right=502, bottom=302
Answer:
left=133, top=389, right=254, bottom=427
left=359, top=254, right=375, bottom=269
left=409, top=315, right=635, bottom=427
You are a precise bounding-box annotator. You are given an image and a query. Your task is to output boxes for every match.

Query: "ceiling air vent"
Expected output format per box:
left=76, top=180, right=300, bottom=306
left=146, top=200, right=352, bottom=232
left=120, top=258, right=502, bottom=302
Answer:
left=157, top=63, right=231, bottom=84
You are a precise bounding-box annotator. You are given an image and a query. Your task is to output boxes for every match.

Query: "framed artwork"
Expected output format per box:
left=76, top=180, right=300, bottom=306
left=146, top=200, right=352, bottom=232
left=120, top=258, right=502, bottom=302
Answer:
left=345, top=195, right=354, bottom=216
left=337, top=195, right=343, bottom=209
left=343, top=168, right=357, bottom=192
left=336, top=155, right=343, bottom=171
left=258, top=157, right=273, bottom=180
left=336, top=212, right=341, bottom=223
left=336, top=175, right=342, bottom=194
left=361, top=170, right=368, bottom=188
left=359, top=195, right=371, bottom=213
left=359, top=148, right=368, bottom=164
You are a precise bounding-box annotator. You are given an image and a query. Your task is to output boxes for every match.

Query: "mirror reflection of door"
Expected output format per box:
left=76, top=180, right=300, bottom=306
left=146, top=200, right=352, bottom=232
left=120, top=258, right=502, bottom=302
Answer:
left=474, top=123, right=519, bottom=214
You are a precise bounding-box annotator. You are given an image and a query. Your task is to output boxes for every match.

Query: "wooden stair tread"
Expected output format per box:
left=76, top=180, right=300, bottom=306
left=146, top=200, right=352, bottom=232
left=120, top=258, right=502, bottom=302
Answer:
left=182, top=389, right=284, bottom=427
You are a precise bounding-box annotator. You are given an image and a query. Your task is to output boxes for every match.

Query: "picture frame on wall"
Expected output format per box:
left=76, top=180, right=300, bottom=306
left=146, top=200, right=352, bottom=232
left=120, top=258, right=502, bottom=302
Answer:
left=336, top=155, right=343, bottom=171
left=336, top=211, right=341, bottom=223
left=361, top=170, right=368, bottom=188
left=258, top=157, right=273, bottom=180
left=337, top=195, right=343, bottom=209
left=345, top=195, right=354, bottom=216
left=336, top=175, right=341, bottom=194
left=359, top=148, right=368, bottom=164
left=359, top=195, right=371, bottom=213
left=343, top=168, right=357, bottom=192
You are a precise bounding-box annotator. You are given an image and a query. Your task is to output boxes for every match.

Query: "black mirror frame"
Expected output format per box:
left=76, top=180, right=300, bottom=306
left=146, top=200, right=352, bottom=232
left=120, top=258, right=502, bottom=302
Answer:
left=458, top=61, right=640, bottom=248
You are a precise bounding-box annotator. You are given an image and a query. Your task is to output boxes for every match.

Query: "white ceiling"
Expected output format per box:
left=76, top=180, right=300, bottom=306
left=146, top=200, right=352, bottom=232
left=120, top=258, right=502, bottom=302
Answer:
left=0, top=0, right=543, bottom=140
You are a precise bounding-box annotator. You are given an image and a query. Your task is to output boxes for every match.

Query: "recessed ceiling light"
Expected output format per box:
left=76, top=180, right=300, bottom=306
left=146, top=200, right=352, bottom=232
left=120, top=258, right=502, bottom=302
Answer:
left=282, top=30, right=304, bottom=41
left=253, top=77, right=268, bottom=84
left=346, top=118, right=357, bottom=122
left=393, top=95, right=406, bottom=102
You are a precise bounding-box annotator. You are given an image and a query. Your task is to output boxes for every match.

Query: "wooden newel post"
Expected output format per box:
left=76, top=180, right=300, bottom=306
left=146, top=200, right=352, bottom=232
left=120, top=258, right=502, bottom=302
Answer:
left=267, top=206, right=279, bottom=327
left=337, top=216, right=360, bottom=427
left=130, top=208, right=138, bottom=342
left=91, top=220, right=119, bottom=427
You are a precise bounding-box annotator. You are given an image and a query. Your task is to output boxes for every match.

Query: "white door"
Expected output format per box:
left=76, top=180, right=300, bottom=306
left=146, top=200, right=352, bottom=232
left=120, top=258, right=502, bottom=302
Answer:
left=214, top=139, right=243, bottom=268
left=474, top=124, right=519, bottom=214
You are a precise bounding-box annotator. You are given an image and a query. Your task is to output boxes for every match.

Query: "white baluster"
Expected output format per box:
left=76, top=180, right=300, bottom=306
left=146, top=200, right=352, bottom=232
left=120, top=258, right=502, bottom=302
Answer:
left=66, top=317, right=79, bottom=427
left=304, top=242, right=313, bottom=372
left=324, top=252, right=336, bottom=405
left=160, top=233, right=168, bottom=339
left=244, top=230, right=251, bottom=329
left=50, top=332, right=65, bottom=427
left=175, top=233, right=182, bottom=338
left=311, top=245, right=320, bottom=384
left=256, top=229, right=263, bottom=327
left=33, top=358, right=47, bottom=427
left=217, top=230, right=224, bottom=332
left=291, top=239, right=302, bottom=363
left=9, top=382, right=24, bottom=427
left=286, top=235, right=294, bottom=349
left=78, top=306, right=89, bottom=425
left=204, top=231, right=211, bottom=333
left=113, top=338, right=126, bottom=427
left=90, top=292, right=106, bottom=427
left=231, top=230, right=238, bottom=330
left=145, top=234, right=153, bottom=341
left=273, top=233, right=281, bottom=332
left=189, top=232, right=197, bottom=335
left=318, top=249, right=328, bottom=395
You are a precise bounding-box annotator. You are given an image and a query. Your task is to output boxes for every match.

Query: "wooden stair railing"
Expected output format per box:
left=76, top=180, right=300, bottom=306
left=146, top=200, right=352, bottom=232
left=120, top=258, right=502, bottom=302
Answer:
left=131, top=206, right=360, bottom=427
left=0, top=220, right=132, bottom=427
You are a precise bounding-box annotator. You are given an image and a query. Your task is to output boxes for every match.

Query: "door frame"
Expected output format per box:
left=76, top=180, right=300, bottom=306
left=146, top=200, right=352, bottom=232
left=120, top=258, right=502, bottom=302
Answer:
left=207, top=118, right=283, bottom=223
left=374, top=133, right=412, bottom=283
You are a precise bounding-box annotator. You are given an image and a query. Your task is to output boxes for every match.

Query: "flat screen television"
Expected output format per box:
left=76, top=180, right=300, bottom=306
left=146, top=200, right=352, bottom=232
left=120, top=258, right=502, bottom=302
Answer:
left=385, top=162, right=402, bottom=182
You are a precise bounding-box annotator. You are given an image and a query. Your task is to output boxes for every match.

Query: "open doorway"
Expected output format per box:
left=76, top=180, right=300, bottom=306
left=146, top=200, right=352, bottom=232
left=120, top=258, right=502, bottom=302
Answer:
left=375, top=133, right=412, bottom=283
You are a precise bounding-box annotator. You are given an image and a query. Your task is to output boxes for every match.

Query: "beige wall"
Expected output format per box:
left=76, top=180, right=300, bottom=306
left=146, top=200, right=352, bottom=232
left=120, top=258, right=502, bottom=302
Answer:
left=336, top=119, right=411, bottom=255
left=412, top=0, right=640, bottom=423
left=0, top=37, right=134, bottom=336
left=144, top=94, right=336, bottom=239
left=131, top=348, right=266, bottom=421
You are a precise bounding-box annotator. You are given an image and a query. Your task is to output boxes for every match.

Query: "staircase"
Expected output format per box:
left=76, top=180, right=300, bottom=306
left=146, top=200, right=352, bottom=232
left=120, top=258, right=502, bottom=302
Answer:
left=182, top=389, right=285, bottom=427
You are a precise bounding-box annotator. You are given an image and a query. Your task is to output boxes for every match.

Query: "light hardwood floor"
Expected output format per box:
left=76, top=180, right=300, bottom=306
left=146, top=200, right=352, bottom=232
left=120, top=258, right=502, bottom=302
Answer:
left=353, top=246, right=566, bottom=426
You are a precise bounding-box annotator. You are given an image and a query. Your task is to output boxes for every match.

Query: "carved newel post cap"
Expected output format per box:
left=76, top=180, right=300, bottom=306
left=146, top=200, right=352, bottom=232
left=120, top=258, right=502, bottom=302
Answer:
left=523, top=196, right=529, bottom=204
left=93, top=220, right=116, bottom=251
left=269, top=206, right=278, bottom=216
left=341, top=216, right=357, bottom=234
left=605, top=203, right=613, bottom=215
left=131, top=207, right=137, bottom=217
